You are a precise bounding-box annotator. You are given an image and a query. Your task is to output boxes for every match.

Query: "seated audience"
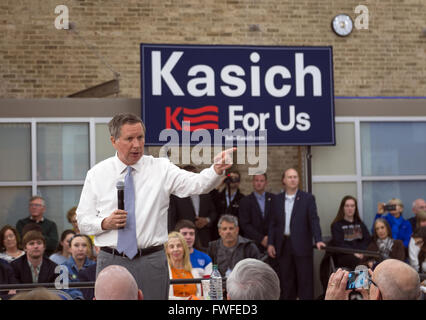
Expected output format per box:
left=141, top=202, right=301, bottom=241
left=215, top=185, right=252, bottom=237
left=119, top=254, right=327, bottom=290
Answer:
left=61, top=234, right=96, bottom=299
left=10, top=231, right=57, bottom=284
left=226, top=258, right=280, bottom=300
left=362, top=218, right=405, bottom=268
left=207, top=215, right=261, bottom=278
left=175, top=219, right=212, bottom=277
left=330, top=196, right=371, bottom=270
left=0, top=225, right=25, bottom=263
left=408, top=226, right=426, bottom=273
left=165, top=231, right=201, bottom=299
left=0, top=258, right=17, bottom=299
left=325, top=259, right=420, bottom=300
left=373, top=198, right=412, bottom=247
left=408, top=198, right=426, bottom=232
left=49, top=229, right=75, bottom=265
left=95, top=265, right=143, bottom=300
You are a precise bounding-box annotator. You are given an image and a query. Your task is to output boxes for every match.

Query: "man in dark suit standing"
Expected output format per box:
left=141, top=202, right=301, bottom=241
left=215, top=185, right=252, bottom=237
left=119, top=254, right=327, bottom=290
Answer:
left=267, top=168, right=326, bottom=300
left=168, top=165, right=218, bottom=249
left=239, top=174, right=274, bottom=253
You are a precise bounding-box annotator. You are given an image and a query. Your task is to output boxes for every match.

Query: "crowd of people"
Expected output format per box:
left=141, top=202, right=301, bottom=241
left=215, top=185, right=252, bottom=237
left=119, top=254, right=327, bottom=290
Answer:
left=1, top=178, right=425, bottom=300
left=0, top=113, right=425, bottom=300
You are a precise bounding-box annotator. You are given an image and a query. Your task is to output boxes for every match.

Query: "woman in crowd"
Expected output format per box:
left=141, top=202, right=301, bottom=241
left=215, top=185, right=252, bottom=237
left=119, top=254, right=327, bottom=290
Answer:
left=49, top=229, right=75, bottom=265
left=61, top=234, right=96, bottom=299
left=330, top=196, right=371, bottom=270
left=0, top=225, right=25, bottom=263
left=373, top=198, right=412, bottom=247
left=362, top=218, right=405, bottom=268
left=408, top=226, right=426, bottom=273
left=165, top=231, right=201, bottom=299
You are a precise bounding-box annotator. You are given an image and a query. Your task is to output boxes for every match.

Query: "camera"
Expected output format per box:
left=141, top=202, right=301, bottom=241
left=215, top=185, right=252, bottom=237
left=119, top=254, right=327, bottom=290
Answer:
left=224, top=174, right=240, bottom=184
left=346, top=270, right=369, bottom=290
left=383, top=204, right=396, bottom=211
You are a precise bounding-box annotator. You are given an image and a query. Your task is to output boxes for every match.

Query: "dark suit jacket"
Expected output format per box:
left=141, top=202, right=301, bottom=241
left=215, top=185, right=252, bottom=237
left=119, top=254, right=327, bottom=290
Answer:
left=268, top=190, right=323, bottom=257
left=210, top=188, right=245, bottom=218
left=77, top=263, right=97, bottom=300
left=239, top=192, right=274, bottom=244
left=10, top=254, right=58, bottom=284
left=169, top=193, right=217, bottom=247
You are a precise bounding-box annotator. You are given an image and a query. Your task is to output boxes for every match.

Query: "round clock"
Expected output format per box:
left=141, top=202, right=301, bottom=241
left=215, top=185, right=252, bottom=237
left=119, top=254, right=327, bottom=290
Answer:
left=332, top=14, right=353, bottom=37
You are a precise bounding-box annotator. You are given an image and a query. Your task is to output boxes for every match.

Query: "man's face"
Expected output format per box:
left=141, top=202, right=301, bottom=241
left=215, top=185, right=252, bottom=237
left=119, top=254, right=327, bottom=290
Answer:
left=111, top=123, right=145, bottom=166
left=283, top=169, right=299, bottom=190
left=29, top=198, right=45, bottom=220
left=25, top=239, right=45, bottom=260
left=252, top=175, right=267, bottom=194
left=413, top=199, right=426, bottom=215
left=218, top=221, right=239, bottom=246
left=179, top=227, right=195, bottom=250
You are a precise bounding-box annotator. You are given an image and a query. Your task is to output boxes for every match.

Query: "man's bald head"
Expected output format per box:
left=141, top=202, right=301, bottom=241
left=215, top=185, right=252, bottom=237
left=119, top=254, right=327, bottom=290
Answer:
left=95, top=265, right=142, bottom=300
left=373, top=259, right=420, bottom=300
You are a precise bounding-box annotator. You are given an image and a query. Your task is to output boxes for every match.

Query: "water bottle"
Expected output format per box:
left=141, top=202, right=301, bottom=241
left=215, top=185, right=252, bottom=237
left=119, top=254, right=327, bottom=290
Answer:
left=209, top=264, right=223, bottom=300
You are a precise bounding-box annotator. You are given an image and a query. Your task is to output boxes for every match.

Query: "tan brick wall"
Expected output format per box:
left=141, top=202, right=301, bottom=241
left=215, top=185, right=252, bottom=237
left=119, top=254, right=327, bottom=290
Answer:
left=1, top=0, right=424, bottom=191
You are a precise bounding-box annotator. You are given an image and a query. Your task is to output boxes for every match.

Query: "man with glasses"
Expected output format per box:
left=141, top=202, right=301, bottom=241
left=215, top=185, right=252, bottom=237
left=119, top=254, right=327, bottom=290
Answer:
left=16, top=196, right=59, bottom=256
left=325, top=259, right=420, bottom=300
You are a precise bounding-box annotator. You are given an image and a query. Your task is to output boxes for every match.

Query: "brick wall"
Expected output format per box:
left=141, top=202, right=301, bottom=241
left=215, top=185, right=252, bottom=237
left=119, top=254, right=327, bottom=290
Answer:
left=1, top=0, right=425, bottom=192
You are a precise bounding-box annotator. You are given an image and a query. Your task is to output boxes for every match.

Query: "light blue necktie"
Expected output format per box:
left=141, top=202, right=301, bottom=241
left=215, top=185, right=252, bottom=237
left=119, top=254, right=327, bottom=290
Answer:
left=117, top=166, right=138, bottom=259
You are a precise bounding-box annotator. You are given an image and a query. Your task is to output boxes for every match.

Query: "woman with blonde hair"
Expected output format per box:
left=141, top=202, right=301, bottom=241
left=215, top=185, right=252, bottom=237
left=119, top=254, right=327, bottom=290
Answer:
left=165, top=231, right=201, bottom=299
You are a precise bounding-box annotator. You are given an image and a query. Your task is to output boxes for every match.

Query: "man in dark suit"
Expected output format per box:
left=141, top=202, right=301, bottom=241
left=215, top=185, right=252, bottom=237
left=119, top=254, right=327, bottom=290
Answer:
left=168, top=165, right=218, bottom=249
left=11, top=231, right=57, bottom=284
left=239, top=173, right=274, bottom=252
left=0, top=258, right=18, bottom=299
left=267, top=168, right=326, bottom=300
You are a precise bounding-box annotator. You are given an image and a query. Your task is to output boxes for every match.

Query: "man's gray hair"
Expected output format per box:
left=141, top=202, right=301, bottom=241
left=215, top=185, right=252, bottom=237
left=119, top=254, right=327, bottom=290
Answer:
left=108, top=113, right=146, bottom=140
left=218, top=214, right=238, bottom=228
left=226, top=258, right=280, bottom=300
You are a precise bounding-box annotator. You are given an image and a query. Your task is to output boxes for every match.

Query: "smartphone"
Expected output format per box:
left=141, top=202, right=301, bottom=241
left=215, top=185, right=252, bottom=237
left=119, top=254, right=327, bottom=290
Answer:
left=346, top=270, right=369, bottom=290
left=383, top=204, right=396, bottom=211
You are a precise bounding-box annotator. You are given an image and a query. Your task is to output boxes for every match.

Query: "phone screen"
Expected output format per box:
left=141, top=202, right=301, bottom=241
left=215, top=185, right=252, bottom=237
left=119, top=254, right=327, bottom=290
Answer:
left=346, top=270, right=368, bottom=290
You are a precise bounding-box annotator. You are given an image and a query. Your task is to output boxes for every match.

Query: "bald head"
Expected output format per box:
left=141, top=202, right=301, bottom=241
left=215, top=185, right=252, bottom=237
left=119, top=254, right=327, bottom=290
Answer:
left=374, top=259, right=420, bottom=300
left=95, top=265, right=142, bottom=300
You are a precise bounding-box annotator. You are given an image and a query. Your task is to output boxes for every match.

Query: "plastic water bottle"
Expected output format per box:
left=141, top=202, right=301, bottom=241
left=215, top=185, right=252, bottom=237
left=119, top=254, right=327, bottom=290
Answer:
left=209, top=264, right=223, bottom=300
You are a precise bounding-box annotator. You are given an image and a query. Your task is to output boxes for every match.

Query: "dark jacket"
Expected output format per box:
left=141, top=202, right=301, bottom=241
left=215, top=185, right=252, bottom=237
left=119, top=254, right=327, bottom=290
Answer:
left=16, top=217, right=59, bottom=255
left=10, top=254, right=58, bottom=284
left=210, top=188, right=245, bottom=218
left=239, top=192, right=274, bottom=245
left=207, top=236, right=261, bottom=277
left=0, top=258, right=18, bottom=299
left=268, top=190, right=323, bottom=257
left=77, top=263, right=97, bottom=300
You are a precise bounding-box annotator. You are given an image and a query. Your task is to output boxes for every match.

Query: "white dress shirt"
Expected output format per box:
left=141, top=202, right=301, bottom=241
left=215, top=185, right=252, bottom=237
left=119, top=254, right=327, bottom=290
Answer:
left=76, top=154, right=222, bottom=249
left=284, top=193, right=296, bottom=236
